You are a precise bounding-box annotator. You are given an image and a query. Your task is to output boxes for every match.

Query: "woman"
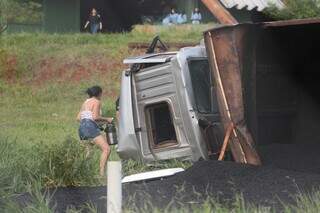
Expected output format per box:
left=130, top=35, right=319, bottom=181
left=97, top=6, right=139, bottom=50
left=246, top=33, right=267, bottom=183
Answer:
left=168, top=8, right=179, bottom=25
left=177, top=11, right=187, bottom=24
left=84, top=8, right=102, bottom=34
left=191, top=7, right=202, bottom=24
left=77, top=86, right=113, bottom=176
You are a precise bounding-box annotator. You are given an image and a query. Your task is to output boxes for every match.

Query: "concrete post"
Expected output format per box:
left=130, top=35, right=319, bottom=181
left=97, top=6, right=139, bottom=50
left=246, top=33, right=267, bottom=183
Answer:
left=107, top=161, right=122, bottom=213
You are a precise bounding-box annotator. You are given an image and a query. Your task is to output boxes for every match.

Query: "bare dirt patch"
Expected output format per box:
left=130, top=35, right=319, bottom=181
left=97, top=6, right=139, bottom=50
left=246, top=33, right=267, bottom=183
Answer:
left=31, top=55, right=125, bottom=86
left=0, top=50, right=18, bottom=83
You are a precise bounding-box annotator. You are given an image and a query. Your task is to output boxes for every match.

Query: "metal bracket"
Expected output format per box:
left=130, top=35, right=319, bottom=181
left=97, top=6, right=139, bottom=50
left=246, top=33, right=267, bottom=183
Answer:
left=135, top=127, right=142, bottom=133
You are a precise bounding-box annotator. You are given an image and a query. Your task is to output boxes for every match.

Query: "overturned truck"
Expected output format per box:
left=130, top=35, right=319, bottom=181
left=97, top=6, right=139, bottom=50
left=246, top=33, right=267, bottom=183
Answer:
left=117, top=18, right=320, bottom=165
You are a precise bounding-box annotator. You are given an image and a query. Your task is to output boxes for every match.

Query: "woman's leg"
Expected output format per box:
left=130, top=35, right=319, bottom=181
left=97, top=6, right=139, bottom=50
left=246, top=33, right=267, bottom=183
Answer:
left=93, top=135, right=110, bottom=176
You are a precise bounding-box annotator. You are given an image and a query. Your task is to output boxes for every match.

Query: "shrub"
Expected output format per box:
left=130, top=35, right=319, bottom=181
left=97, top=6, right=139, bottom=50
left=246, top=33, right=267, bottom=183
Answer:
left=265, top=0, right=320, bottom=20
left=0, top=0, right=43, bottom=25
left=0, top=0, right=7, bottom=27
left=0, top=136, right=101, bottom=198
left=36, top=137, right=101, bottom=187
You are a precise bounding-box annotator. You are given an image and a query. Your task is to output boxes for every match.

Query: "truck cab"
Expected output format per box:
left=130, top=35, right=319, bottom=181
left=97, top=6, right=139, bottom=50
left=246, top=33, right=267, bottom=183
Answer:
left=117, top=44, right=223, bottom=162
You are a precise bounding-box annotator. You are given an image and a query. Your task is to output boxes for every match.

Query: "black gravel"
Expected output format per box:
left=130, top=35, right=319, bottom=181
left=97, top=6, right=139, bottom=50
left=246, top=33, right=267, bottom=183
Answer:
left=11, top=143, right=320, bottom=212
left=124, top=161, right=320, bottom=210
left=259, top=143, right=320, bottom=174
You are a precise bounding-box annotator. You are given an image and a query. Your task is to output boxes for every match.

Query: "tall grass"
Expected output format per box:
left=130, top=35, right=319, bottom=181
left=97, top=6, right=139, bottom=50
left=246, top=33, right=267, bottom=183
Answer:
left=0, top=136, right=100, bottom=197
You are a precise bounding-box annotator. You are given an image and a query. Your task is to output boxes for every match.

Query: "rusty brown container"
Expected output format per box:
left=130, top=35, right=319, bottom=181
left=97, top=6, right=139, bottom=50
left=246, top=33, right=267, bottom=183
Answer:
left=204, top=19, right=320, bottom=165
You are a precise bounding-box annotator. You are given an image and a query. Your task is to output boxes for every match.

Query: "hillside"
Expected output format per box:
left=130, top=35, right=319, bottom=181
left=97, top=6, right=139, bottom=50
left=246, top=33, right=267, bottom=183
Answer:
left=0, top=24, right=211, bottom=208
left=0, top=24, right=212, bottom=144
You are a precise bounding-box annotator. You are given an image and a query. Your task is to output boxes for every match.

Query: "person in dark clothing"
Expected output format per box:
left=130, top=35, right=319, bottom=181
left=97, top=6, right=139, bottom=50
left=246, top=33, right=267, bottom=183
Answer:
left=115, top=97, right=120, bottom=124
left=84, top=8, right=102, bottom=34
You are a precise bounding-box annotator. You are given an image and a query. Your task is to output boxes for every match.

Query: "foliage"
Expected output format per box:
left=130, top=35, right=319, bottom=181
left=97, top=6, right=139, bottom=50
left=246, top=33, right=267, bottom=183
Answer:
left=3, top=181, right=54, bottom=213
left=0, top=137, right=98, bottom=197
left=0, top=0, right=8, bottom=27
left=265, top=0, right=320, bottom=20
left=5, top=0, right=43, bottom=24
left=36, top=137, right=102, bottom=187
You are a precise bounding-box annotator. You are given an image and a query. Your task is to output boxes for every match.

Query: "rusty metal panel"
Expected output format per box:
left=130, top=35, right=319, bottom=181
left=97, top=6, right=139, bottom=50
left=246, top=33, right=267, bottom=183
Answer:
left=204, top=18, right=320, bottom=165
left=204, top=25, right=261, bottom=165
left=263, top=18, right=320, bottom=28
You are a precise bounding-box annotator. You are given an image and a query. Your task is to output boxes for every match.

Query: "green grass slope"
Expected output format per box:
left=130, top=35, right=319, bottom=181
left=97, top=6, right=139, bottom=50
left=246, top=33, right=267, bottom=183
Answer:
left=0, top=25, right=210, bottom=199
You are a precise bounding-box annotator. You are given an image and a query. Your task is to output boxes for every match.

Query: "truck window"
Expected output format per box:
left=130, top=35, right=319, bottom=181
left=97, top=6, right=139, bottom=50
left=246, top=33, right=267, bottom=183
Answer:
left=188, top=58, right=213, bottom=113
left=145, top=102, right=177, bottom=149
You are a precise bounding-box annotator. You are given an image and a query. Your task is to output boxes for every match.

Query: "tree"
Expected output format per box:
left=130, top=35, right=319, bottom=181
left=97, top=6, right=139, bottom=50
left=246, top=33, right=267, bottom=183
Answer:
left=0, top=0, right=8, bottom=32
left=265, top=0, right=320, bottom=20
left=1, top=0, right=43, bottom=24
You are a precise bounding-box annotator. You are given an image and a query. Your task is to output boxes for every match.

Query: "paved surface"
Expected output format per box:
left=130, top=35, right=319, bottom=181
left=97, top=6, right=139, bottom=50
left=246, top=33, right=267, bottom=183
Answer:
left=15, top=143, right=320, bottom=212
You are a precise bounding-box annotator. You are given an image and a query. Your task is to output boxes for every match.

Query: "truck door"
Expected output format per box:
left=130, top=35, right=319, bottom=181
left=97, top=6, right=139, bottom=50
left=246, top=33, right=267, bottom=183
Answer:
left=132, top=62, right=193, bottom=161
left=187, top=57, right=224, bottom=157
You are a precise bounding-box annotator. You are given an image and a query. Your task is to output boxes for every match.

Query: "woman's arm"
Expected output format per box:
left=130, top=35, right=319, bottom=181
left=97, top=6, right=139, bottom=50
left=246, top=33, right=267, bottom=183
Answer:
left=92, top=101, right=113, bottom=123
left=84, top=21, right=90, bottom=29
left=98, top=15, right=102, bottom=30
left=191, top=13, right=195, bottom=21
left=76, top=111, right=81, bottom=121
left=76, top=104, right=83, bottom=122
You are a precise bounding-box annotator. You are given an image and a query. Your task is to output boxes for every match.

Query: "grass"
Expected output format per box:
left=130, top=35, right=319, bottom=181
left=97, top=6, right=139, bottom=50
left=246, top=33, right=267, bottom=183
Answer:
left=3, top=184, right=320, bottom=212
left=0, top=24, right=208, bottom=206
left=0, top=24, right=214, bottom=80
left=0, top=24, right=213, bottom=144
left=1, top=24, right=320, bottom=212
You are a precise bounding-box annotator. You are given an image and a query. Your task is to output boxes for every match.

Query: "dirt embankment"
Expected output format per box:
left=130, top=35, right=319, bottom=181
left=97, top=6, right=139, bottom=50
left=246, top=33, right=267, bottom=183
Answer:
left=0, top=48, right=146, bottom=86
left=31, top=56, right=124, bottom=85
left=0, top=50, right=18, bottom=82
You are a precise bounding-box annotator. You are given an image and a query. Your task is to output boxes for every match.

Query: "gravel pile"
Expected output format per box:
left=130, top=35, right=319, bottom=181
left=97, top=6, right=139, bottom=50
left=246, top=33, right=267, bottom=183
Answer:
left=259, top=143, right=320, bottom=174
left=14, top=143, right=320, bottom=212
left=125, top=160, right=320, bottom=210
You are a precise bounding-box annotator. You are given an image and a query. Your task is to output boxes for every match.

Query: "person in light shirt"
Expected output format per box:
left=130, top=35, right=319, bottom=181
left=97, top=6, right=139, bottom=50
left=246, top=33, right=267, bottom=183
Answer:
left=162, top=8, right=179, bottom=25
left=77, top=86, right=113, bottom=176
left=191, top=7, right=202, bottom=24
left=177, top=11, right=187, bottom=24
left=169, top=8, right=179, bottom=25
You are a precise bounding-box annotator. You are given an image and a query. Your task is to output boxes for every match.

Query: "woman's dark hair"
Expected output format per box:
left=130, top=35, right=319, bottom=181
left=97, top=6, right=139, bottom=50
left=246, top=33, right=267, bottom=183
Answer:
left=86, top=86, right=102, bottom=98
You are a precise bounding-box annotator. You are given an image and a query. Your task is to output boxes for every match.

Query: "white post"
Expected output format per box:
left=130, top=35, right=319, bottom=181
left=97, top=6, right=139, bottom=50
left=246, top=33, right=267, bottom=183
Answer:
left=107, top=161, right=122, bottom=213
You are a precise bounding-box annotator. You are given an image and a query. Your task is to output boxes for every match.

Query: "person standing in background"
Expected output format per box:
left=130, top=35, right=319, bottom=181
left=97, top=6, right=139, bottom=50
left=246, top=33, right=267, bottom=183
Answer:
left=168, top=8, right=179, bottom=25
left=84, top=8, right=102, bottom=34
left=191, top=7, right=202, bottom=24
left=177, top=11, right=187, bottom=24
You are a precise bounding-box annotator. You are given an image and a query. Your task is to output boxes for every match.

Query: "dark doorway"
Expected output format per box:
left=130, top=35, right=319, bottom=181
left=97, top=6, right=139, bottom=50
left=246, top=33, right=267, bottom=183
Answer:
left=80, top=0, right=142, bottom=32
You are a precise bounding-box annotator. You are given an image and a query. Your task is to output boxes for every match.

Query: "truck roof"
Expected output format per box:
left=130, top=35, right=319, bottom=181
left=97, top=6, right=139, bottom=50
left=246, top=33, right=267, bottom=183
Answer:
left=123, top=52, right=177, bottom=64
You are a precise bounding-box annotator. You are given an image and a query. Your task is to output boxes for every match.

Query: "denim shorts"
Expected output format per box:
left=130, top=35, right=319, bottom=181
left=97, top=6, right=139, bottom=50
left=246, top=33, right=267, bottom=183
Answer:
left=90, top=24, right=99, bottom=34
left=79, top=119, right=101, bottom=140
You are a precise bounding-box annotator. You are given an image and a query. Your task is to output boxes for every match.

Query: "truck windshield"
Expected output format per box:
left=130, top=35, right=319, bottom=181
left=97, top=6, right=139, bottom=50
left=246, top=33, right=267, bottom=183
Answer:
left=188, top=58, right=213, bottom=114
